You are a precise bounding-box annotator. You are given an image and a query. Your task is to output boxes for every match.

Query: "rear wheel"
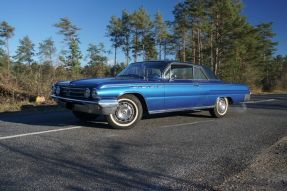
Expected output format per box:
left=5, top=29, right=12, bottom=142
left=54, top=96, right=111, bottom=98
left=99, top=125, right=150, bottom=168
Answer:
left=209, top=97, right=229, bottom=118
left=72, top=111, right=99, bottom=122
left=107, top=95, right=143, bottom=129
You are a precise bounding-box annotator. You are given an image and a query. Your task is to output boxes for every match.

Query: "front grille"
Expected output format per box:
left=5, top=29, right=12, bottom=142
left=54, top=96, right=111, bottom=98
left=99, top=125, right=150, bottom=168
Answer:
left=60, top=86, right=87, bottom=99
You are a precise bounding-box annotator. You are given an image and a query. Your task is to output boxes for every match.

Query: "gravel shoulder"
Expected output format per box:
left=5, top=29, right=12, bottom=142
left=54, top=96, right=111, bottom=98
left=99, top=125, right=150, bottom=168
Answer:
left=218, top=136, right=287, bottom=191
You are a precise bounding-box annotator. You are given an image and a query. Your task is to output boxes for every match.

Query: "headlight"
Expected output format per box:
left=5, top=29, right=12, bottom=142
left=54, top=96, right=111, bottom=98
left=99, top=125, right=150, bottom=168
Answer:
left=84, top=88, right=91, bottom=98
left=91, top=88, right=98, bottom=99
left=55, top=86, right=61, bottom=95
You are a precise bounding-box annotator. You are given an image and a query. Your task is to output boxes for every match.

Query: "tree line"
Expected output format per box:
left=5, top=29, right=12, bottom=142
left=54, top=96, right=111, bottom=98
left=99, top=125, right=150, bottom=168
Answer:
left=0, top=0, right=286, bottom=102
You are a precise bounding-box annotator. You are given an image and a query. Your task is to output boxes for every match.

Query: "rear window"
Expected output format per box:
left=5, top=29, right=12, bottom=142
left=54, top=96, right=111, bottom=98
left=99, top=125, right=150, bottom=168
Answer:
left=194, top=67, right=207, bottom=80
left=201, top=66, right=218, bottom=80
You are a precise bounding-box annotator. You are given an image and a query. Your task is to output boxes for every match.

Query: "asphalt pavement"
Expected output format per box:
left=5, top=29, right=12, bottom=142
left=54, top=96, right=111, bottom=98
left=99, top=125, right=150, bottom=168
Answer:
left=0, top=94, right=286, bottom=190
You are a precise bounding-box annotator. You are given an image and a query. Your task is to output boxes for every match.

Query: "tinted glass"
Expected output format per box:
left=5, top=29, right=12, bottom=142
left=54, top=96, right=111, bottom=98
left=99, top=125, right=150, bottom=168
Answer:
left=116, top=62, right=167, bottom=79
left=168, top=65, right=193, bottom=80
left=194, top=67, right=207, bottom=80
left=201, top=65, right=218, bottom=80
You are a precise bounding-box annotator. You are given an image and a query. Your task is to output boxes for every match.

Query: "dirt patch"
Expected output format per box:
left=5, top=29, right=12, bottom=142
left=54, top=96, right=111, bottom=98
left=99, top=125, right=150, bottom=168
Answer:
left=217, top=137, right=287, bottom=191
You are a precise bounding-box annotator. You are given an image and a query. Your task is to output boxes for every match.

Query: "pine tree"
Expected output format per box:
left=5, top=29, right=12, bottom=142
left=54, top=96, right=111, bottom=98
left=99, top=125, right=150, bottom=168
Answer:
left=121, top=10, right=132, bottom=65
left=85, top=43, right=108, bottom=77
left=255, top=22, right=277, bottom=90
left=143, top=33, right=157, bottom=60
left=131, top=7, right=153, bottom=62
left=54, top=17, right=82, bottom=78
left=107, top=16, right=123, bottom=65
left=0, top=39, right=4, bottom=56
left=38, top=37, right=56, bottom=65
left=0, top=21, right=15, bottom=73
left=86, top=43, right=108, bottom=66
left=173, top=2, right=189, bottom=62
left=154, top=11, right=168, bottom=60
left=68, top=38, right=82, bottom=76
left=14, top=36, right=35, bottom=65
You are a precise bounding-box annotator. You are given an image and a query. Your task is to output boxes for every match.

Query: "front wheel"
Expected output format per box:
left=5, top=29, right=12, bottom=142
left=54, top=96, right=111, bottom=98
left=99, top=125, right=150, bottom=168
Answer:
left=209, top=97, right=229, bottom=118
left=107, top=95, right=143, bottom=129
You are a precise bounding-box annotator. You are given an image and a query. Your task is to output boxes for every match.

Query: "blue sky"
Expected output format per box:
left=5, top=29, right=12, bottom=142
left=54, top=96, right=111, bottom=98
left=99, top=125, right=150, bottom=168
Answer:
left=0, top=0, right=286, bottom=65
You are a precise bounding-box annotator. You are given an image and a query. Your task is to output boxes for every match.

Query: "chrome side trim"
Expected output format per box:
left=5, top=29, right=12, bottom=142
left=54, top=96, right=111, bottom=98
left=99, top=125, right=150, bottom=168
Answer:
left=149, top=105, right=214, bottom=114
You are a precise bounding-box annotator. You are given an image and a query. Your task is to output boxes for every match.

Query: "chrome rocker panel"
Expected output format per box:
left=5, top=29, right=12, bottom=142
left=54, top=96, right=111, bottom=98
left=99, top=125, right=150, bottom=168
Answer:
left=149, top=105, right=214, bottom=114
left=51, top=95, right=118, bottom=115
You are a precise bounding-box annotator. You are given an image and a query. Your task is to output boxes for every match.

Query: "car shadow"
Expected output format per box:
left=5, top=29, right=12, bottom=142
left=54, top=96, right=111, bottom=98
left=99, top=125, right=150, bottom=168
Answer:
left=0, top=140, right=217, bottom=190
left=0, top=107, right=214, bottom=130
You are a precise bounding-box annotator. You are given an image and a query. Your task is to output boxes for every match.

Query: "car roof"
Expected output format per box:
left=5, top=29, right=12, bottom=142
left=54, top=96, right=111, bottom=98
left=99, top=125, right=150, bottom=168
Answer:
left=131, top=60, right=218, bottom=80
left=133, top=60, right=201, bottom=68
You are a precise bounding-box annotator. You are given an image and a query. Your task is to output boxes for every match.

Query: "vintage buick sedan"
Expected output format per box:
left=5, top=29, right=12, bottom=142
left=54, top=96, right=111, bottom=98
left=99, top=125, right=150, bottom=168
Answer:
left=51, top=61, right=250, bottom=129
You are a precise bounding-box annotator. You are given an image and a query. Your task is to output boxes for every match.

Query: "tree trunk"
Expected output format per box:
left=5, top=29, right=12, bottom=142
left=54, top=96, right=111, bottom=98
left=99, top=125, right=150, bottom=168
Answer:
left=125, top=35, right=130, bottom=65
left=163, top=40, right=167, bottom=60
left=126, top=48, right=129, bottom=65
left=182, top=33, right=186, bottom=62
left=215, top=47, right=219, bottom=74
left=142, top=31, right=145, bottom=61
left=192, top=29, right=196, bottom=64
left=114, top=46, right=117, bottom=66
left=142, top=44, right=145, bottom=61
left=197, top=28, right=201, bottom=64
left=6, top=38, right=10, bottom=74
left=135, top=33, right=138, bottom=62
left=200, top=29, right=203, bottom=64
left=210, top=30, right=213, bottom=70
left=214, top=13, right=220, bottom=75
left=159, top=43, right=162, bottom=60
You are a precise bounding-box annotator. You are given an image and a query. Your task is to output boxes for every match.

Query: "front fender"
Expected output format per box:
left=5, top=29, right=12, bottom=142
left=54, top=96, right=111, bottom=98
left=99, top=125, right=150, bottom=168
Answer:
left=97, top=84, right=165, bottom=112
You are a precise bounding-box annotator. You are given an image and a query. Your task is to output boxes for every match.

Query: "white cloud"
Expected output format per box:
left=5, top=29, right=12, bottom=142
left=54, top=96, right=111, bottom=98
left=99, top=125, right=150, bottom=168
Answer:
left=107, top=59, right=115, bottom=66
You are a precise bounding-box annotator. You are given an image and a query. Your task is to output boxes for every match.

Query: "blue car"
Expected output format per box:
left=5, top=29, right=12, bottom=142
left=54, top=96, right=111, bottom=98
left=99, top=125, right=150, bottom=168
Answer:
left=51, top=61, right=250, bottom=129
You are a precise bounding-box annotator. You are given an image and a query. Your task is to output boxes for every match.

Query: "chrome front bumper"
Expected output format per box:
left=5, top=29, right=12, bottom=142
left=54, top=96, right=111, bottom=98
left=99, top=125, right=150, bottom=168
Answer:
left=244, top=93, right=251, bottom=102
left=51, top=95, right=118, bottom=115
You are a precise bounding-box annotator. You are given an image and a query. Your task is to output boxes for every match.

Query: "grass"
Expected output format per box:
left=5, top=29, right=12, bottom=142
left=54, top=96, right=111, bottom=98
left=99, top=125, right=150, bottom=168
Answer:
left=0, top=99, right=63, bottom=113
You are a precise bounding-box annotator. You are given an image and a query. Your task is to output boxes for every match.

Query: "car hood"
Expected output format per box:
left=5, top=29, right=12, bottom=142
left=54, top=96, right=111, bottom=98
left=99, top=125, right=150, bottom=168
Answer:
left=60, top=77, right=145, bottom=88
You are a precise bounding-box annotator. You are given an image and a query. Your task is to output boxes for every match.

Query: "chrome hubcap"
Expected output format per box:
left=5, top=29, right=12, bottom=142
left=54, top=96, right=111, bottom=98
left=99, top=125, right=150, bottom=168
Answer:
left=217, top=98, right=227, bottom=114
left=114, top=101, right=135, bottom=123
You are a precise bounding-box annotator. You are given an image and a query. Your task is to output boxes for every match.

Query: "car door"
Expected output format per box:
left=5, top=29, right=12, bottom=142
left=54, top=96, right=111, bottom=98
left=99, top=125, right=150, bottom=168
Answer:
left=192, top=66, right=210, bottom=106
left=164, top=64, right=204, bottom=110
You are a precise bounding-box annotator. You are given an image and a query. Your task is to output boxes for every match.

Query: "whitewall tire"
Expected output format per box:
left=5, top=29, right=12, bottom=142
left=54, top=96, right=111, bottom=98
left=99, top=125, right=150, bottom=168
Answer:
left=209, top=97, right=229, bottom=118
left=107, top=95, right=143, bottom=129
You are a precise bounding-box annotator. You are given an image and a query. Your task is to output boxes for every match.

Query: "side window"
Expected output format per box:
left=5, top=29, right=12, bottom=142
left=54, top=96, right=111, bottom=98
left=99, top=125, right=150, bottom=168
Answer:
left=169, top=65, right=193, bottom=80
left=193, top=67, right=207, bottom=80
left=146, top=68, right=161, bottom=78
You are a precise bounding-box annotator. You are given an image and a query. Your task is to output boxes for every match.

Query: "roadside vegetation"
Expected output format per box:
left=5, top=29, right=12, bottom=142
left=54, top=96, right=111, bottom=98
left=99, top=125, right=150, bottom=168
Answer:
left=0, top=0, right=286, bottom=112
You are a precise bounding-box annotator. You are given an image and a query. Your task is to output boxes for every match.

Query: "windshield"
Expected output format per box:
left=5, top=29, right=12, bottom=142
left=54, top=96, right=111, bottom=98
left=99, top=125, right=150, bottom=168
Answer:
left=116, top=62, right=168, bottom=79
